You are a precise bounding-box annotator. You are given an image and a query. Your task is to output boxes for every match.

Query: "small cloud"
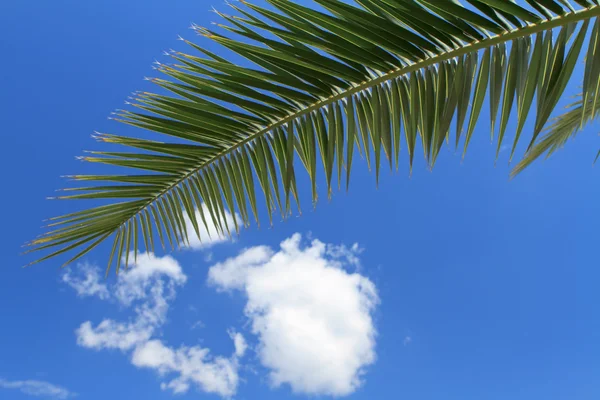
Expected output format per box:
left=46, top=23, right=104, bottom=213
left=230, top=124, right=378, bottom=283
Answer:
left=132, top=339, right=241, bottom=397
left=190, top=320, right=205, bottom=330
left=228, top=330, right=248, bottom=358
left=181, top=205, right=241, bottom=251
left=326, top=242, right=364, bottom=269
left=0, top=378, right=76, bottom=399
left=74, top=253, right=186, bottom=352
left=62, top=263, right=109, bottom=300
left=403, top=336, right=412, bottom=346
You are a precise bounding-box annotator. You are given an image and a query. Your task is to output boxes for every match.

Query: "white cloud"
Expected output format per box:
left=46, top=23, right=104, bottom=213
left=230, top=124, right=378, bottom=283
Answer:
left=62, top=263, right=109, bottom=300
left=132, top=340, right=241, bottom=397
left=190, top=320, right=205, bottom=330
left=229, top=330, right=248, bottom=358
left=76, top=319, right=153, bottom=351
left=0, top=378, right=75, bottom=399
left=208, top=233, right=378, bottom=396
left=113, top=252, right=186, bottom=306
left=326, top=242, right=364, bottom=268
left=208, top=246, right=272, bottom=291
left=64, top=254, right=244, bottom=398
left=75, top=253, right=184, bottom=352
left=182, top=205, right=240, bottom=250
left=403, top=336, right=412, bottom=346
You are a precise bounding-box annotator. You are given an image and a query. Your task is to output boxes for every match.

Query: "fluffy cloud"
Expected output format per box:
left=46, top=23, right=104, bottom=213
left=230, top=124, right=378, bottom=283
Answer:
left=76, top=319, right=153, bottom=352
left=0, top=378, right=75, bottom=399
left=113, top=252, right=186, bottom=306
left=208, top=233, right=378, bottom=396
left=132, top=339, right=242, bottom=397
left=75, top=253, right=184, bottom=351
left=229, top=330, right=248, bottom=358
left=62, top=262, right=109, bottom=300
left=65, top=254, right=244, bottom=397
left=182, top=205, right=240, bottom=250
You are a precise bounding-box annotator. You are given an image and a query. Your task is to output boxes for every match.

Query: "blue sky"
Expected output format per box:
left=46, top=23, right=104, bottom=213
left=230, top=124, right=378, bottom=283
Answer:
left=1, top=1, right=599, bottom=399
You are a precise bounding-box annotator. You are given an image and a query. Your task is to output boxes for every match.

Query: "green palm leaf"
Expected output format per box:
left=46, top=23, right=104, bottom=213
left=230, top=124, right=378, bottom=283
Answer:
left=27, top=0, right=600, bottom=272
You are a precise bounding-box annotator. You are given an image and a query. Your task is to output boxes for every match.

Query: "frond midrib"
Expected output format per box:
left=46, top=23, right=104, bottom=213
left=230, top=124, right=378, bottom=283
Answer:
left=119, top=5, right=600, bottom=232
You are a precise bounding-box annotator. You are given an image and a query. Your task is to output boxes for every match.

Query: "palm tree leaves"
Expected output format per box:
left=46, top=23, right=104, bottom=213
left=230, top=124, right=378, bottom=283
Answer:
left=27, top=0, right=600, bottom=271
left=512, top=87, right=600, bottom=176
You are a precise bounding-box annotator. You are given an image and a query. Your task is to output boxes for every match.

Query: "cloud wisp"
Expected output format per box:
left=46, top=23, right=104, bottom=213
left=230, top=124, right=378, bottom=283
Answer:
left=208, top=233, right=379, bottom=396
left=62, top=262, right=109, bottom=300
left=0, top=378, right=75, bottom=399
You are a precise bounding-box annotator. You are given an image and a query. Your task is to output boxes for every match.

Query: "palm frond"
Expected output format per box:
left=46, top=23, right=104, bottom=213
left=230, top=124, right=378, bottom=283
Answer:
left=512, top=90, right=600, bottom=175
left=27, top=0, right=600, bottom=271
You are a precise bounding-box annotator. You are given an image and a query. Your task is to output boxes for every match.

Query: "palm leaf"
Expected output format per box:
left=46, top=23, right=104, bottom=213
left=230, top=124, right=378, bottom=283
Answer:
left=27, top=0, right=600, bottom=271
